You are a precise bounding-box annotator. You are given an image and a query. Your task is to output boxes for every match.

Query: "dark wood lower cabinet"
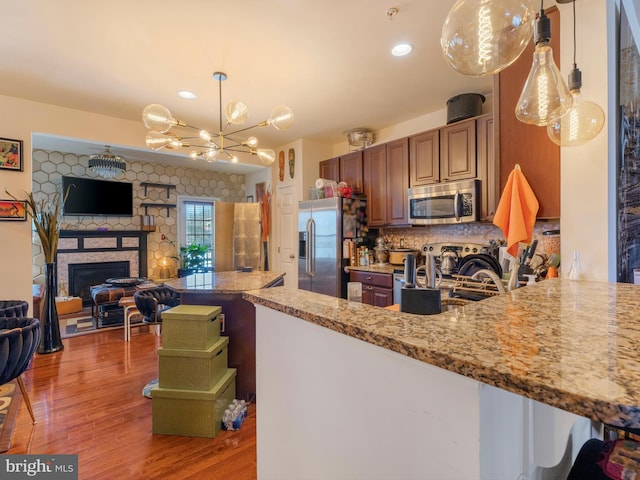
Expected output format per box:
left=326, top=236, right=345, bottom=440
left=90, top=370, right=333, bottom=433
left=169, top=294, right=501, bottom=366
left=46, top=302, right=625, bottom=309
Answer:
left=350, top=270, right=393, bottom=307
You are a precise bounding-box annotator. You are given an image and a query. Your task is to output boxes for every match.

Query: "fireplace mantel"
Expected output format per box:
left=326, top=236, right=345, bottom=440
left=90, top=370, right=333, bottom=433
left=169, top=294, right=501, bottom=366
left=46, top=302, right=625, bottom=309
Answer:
left=60, top=229, right=151, bottom=238
left=56, top=230, right=149, bottom=302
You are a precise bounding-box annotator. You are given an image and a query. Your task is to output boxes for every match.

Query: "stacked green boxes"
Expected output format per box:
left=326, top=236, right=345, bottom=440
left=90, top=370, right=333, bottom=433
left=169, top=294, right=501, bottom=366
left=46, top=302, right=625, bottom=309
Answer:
left=161, top=305, right=223, bottom=350
left=151, top=305, right=237, bottom=438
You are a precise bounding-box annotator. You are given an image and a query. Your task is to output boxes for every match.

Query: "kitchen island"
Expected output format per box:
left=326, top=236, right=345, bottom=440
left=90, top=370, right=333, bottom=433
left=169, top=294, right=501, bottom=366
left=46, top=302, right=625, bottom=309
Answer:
left=164, top=270, right=284, bottom=400
left=244, top=278, right=640, bottom=479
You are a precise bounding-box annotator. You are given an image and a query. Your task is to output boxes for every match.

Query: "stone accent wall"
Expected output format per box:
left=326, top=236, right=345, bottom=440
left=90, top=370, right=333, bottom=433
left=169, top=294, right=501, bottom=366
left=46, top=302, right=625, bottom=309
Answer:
left=31, top=149, right=246, bottom=284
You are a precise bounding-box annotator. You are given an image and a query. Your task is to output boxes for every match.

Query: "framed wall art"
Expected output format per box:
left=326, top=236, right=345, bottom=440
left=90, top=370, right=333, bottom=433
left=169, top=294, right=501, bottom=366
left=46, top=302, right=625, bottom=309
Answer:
left=0, top=138, right=23, bottom=171
left=0, top=199, right=27, bottom=221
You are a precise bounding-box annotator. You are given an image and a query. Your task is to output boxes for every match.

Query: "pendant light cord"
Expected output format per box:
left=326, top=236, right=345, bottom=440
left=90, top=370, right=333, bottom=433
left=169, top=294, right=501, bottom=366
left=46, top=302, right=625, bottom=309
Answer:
left=572, top=0, right=577, bottom=69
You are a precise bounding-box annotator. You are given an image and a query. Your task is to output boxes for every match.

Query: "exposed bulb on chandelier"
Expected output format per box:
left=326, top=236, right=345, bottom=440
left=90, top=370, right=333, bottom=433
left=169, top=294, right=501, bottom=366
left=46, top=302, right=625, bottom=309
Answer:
left=256, top=149, right=276, bottom=165
left=145, top=131, right=183, bottom=150
left=268, top=105, right=294, bottom=130
left=225, top=100, right=249, bottom=125
left=142, top=104, right=178, bottom=133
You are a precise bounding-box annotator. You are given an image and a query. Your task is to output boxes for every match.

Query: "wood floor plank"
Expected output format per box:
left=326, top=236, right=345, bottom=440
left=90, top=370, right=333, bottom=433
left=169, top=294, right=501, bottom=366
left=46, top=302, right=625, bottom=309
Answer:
left=6, top=328, right=256, bottom=480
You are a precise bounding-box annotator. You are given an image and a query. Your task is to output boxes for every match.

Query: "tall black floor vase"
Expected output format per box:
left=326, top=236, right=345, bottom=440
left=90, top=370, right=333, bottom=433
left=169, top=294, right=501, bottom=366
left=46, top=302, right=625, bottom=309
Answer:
left=39, top=262, right=64, bottom=354
left=263, top=241, right=269, bottom=271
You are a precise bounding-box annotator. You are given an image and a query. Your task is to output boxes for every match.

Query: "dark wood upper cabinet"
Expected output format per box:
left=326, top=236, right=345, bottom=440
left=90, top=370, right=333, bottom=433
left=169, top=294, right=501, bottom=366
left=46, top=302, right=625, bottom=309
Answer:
left=319, top=151, right=363, bottom=193
left=339, top=151, right=364, bottom=194
left=363, top=139, right=409, bottom=228
left=409, top=129, right=440, bottom=186
left=363, top=144, right=387, bottom=227
left=494, top=6, right=561, bottom=219
left=440, top=118, right=477, bottom=182
left=476, top=113, right=498, bottom=221
left=386, top=138, right=410, bottom=226
left=409, top=120, right=476, bottom=187
left=319, top=157, right=339, bottom=183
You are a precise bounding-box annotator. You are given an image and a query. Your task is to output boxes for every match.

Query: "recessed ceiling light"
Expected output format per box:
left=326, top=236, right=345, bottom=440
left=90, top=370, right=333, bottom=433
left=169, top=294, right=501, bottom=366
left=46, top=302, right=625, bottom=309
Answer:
left=391, top=43, right=413, bottom=57
left=178, top=90, right=197, bottom=99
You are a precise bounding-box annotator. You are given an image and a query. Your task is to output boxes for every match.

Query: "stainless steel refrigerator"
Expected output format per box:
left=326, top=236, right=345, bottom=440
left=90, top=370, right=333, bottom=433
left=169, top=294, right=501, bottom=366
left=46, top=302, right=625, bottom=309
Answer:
left=298, top=196, right=367, bottom=298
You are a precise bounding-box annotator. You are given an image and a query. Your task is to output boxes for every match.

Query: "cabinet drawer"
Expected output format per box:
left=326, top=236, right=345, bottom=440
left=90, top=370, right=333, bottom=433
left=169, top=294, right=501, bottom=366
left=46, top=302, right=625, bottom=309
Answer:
left=350, top=271, right=393, bottom=289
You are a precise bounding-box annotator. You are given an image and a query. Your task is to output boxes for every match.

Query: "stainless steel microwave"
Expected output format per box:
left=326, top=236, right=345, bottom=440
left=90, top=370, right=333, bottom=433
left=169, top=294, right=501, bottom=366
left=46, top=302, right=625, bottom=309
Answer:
left=407, top=179, right=480, bottom=225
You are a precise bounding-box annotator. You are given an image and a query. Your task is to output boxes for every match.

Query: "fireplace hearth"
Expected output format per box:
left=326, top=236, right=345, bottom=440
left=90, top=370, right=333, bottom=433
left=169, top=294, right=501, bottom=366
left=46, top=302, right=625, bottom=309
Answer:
left=69, top=261, right=130, bottom=306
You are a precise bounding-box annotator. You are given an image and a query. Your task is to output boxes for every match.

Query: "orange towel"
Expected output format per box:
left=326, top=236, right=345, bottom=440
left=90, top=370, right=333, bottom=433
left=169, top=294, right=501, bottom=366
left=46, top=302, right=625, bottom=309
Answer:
left=493, top=165, right=539, bottom=257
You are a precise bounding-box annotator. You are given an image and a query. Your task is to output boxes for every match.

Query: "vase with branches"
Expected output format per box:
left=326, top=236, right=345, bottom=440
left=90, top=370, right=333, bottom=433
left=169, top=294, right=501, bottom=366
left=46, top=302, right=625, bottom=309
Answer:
left=260, top=187, right=271, bottom=271
left=7, top=188, right=68, bottom=353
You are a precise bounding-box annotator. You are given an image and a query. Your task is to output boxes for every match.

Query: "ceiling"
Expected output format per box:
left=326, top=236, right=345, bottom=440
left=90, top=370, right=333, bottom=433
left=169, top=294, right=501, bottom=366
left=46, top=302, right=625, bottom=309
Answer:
left=1, top=0, right=498, bottom=174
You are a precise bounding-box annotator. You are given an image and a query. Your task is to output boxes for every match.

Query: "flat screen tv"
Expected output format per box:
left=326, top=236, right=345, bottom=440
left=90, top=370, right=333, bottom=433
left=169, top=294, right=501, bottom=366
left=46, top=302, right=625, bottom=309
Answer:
left=62, top=176, right=133, bottom=217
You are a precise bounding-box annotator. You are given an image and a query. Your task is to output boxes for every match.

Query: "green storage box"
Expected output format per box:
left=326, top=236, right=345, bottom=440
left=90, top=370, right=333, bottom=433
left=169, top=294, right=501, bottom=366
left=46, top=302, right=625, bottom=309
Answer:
left=158, top=336, right=229, bottom=391
left=161, top=305, right=222, bottom=350
left=152, top=368, right=236, bottom=438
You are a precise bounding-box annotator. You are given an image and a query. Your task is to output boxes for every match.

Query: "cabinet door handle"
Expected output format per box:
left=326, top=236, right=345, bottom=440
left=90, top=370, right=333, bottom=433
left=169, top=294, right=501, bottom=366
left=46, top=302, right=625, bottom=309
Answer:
left=366, top=276, right=372, bottom=281
left=289, top=254, right=295, bottom=260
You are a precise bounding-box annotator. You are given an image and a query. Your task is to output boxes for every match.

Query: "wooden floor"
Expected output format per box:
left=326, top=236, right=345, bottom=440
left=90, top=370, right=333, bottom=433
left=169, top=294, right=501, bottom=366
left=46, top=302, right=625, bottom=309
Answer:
left=7, top=328, right=257, bottom=480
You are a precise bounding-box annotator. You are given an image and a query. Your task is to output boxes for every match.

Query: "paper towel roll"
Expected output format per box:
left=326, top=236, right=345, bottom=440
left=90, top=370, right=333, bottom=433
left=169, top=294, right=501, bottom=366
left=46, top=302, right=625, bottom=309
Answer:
left=315, top=178, right=327, bottom=189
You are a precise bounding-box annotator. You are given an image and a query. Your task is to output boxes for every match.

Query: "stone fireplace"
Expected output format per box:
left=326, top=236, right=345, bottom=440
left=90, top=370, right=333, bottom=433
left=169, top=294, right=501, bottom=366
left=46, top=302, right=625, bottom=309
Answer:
left=57, top=230, right=148, bottom=306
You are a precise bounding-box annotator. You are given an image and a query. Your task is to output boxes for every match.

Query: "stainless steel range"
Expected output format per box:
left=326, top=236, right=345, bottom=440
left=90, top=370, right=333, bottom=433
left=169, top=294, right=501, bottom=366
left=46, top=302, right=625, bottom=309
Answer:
left=392, top=242, right=501, bottom=307
left=421, top=242, right=496, bottom=279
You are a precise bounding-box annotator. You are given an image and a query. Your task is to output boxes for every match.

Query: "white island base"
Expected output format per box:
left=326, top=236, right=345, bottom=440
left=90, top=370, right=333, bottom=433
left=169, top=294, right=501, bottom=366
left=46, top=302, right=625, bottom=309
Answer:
left=255, top=305, right=589, bottom=480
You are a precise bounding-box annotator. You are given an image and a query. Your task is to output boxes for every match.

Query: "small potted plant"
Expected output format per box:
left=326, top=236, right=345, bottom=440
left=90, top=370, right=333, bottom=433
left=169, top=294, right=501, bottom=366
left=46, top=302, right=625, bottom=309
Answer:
left=177, top=242, right=211, bottom=278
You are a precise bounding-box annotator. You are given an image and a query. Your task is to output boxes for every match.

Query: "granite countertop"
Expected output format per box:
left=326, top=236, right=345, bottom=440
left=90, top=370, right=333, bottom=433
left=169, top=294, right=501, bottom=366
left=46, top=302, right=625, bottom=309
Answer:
left=244, top=278, right=640, bottom=430
left=163, top=271, right=285, bottom=294
left=346, top=264, right=399, bottom=274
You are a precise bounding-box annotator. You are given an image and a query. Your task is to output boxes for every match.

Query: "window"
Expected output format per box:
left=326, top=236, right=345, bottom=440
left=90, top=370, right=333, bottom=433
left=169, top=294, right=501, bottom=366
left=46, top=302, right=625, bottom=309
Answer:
left=178, top=196, right=216, bottom=267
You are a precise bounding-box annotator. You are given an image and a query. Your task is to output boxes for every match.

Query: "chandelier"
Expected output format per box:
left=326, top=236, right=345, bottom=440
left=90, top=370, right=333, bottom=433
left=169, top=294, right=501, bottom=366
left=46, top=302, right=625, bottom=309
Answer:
left=142, top=71, right=294, bottom=165
left=88, top=145, right=126, bottom=178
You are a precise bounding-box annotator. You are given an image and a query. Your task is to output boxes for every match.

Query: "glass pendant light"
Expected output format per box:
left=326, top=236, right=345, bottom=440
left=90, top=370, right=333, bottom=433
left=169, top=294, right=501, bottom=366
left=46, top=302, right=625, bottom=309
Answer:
left=546, top=70, right=605, bottom=146
left=546, top=0, right=605, bottom=146
left=441, top=0, right=536, bottom=77
left=515, top=3, right=573, bottom=126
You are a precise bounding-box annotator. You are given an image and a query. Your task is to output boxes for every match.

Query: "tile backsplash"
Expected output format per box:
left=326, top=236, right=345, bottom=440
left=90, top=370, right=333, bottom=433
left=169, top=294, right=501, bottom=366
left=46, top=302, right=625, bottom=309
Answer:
left=379, top=221, right=560, bottom=253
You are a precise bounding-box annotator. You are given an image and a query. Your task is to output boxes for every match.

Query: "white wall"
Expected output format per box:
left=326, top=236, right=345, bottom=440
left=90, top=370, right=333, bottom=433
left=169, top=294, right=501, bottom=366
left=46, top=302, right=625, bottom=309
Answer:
left=268, top=138, right=331, bottom=277
left=0, top=95, right=150, bottom=312
left=558, top=0, right=612, bottom=281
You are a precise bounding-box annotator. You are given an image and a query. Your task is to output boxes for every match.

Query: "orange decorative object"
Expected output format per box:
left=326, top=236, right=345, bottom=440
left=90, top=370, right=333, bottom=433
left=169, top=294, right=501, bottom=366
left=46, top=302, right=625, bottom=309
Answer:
left=260, top=189, right=271, bottom=243
left=546, top=266, right=558, bottom=279
left=278, top=151, right=285, bottom=181
left=55, top=297, right=82, bottom=315
left=493, top=164, right=539, bottom=257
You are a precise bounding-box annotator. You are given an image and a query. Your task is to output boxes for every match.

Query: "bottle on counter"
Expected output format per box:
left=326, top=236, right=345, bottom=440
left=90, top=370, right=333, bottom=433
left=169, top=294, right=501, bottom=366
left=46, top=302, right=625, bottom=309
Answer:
left=567, top=251, right=582, bottom=281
